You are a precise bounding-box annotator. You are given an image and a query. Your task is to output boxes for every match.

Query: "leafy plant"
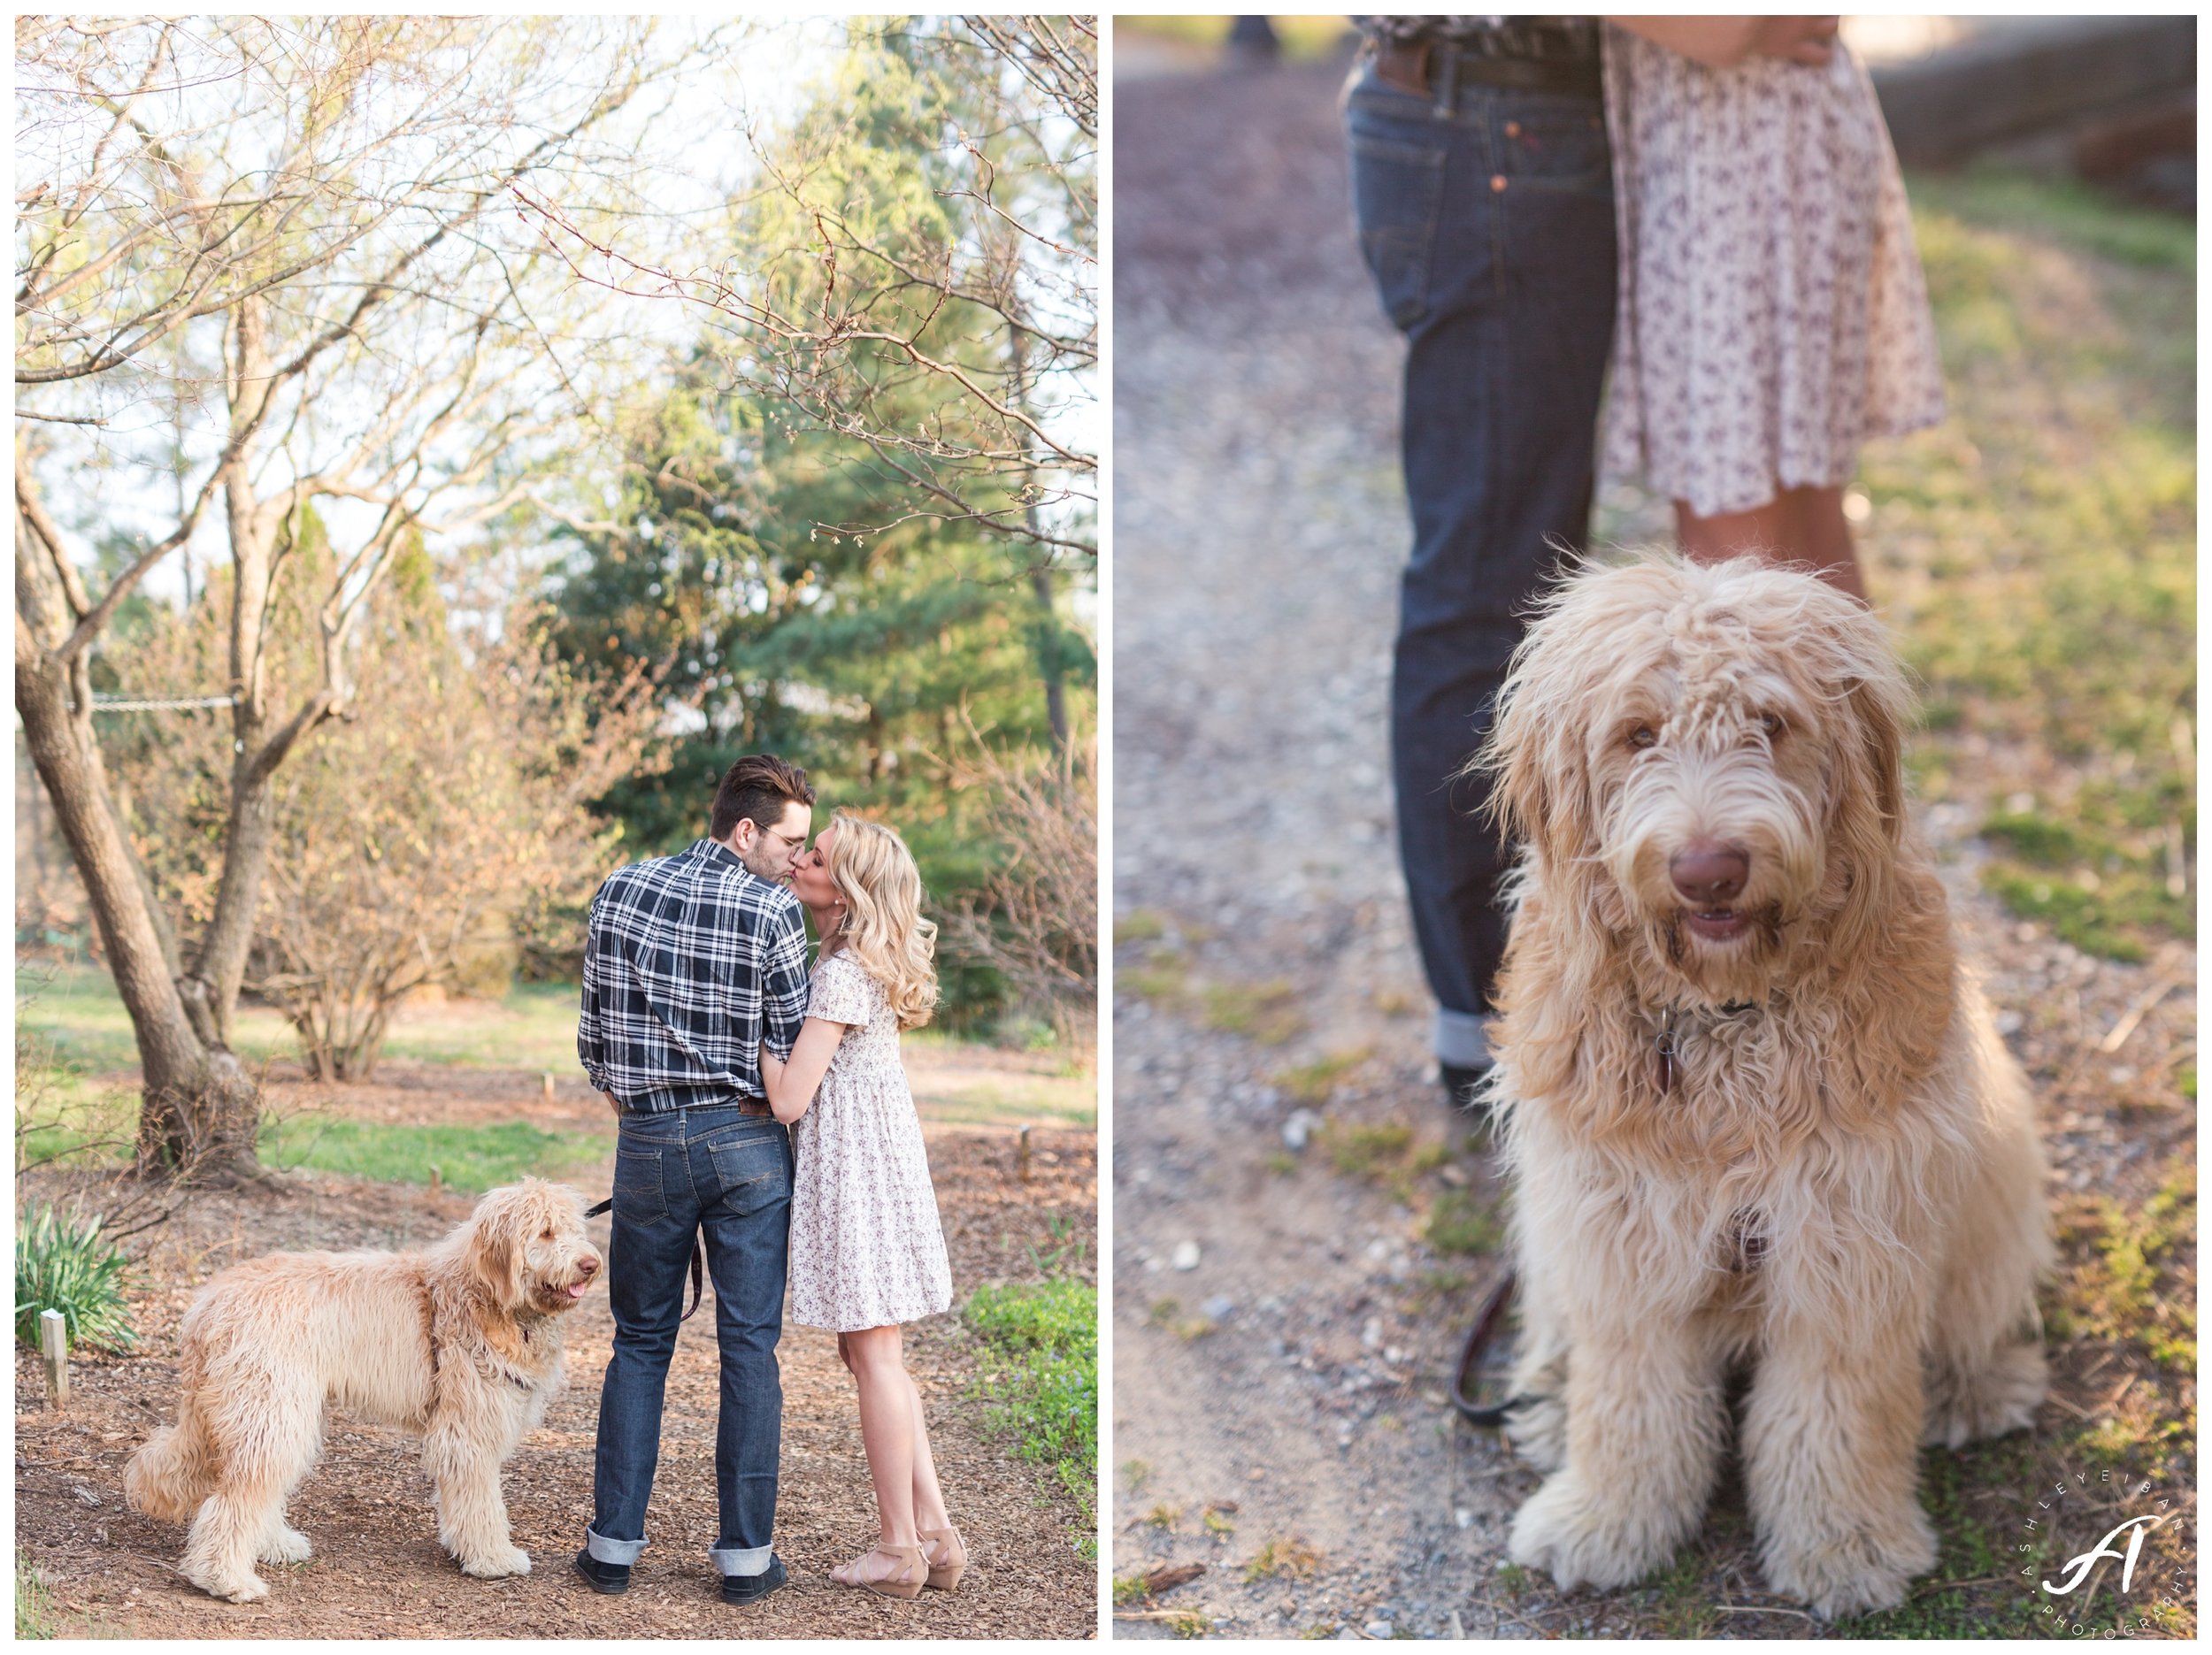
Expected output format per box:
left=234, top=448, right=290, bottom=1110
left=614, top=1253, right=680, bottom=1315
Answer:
left=16, top=1204, right=136, bottom=1352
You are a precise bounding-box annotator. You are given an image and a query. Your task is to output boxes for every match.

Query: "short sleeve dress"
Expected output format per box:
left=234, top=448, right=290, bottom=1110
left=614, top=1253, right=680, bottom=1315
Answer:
left=786, top=950, right=954, bottom=1331
left=1599, top=27, right=1947, bottom=517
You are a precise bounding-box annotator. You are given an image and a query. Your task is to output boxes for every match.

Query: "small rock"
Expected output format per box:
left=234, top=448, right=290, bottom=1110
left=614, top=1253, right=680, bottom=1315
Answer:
left=1283, top=1107, right=1324, bottom=1151
left=1202, top=1295, right=1236, bottom=1322
left=1334, top=1629, right=1361, bottom=1642
left=1438, top=1162, right=1469, bottom=1187
left=1362, top=1317, right=1383, bottom=1349
left=1364, top=1620, right=1395, bottom=1640
left=1455, top=1508, right=1474, bottom=1529
left=1994, top=1009, right=2025, bottom=1036
left=1384, top=1345, right=1406, bottom=1364
left=1171, top=1239, right=1202, bottom=1271
left=70, top=1485, right=99, bottom=1508
left=1144, top=1256, right=1164, bottom=1274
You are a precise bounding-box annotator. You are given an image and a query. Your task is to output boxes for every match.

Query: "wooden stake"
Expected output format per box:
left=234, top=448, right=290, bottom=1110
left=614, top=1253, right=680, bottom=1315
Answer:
left=541, top=1071, right=556, bottom=1101
left=1017, top=1123, right=1032, bottom=1181
left=40, top=1309, right=68, bottom=1409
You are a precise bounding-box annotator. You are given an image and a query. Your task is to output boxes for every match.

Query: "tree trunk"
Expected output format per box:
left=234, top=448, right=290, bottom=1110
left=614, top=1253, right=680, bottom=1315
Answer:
left=1030, top=564, right=1069, bottom=750
left=179, top=299, right=285, bottom=1046
left=13, top=638, right=258, bottom=1177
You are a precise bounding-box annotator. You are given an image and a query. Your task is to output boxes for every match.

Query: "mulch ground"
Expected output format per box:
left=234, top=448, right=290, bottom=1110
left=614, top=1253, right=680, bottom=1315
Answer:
left=15, top=1121, right=1096, bottom=1639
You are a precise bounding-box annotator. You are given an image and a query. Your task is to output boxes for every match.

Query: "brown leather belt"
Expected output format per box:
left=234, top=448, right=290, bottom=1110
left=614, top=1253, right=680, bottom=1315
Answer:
left=1372, top=40, right=1602, bottom=103
left=616, top=1097, right=775, bottom=1119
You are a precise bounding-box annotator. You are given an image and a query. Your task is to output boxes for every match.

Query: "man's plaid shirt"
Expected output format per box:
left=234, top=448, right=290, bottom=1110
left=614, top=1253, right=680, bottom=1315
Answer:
left=578, top=839, right=810, bottom=1112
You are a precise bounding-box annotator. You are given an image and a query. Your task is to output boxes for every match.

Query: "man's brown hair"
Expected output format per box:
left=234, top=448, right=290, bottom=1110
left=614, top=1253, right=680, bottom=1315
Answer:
left=710, top=754, right=815, bottom=843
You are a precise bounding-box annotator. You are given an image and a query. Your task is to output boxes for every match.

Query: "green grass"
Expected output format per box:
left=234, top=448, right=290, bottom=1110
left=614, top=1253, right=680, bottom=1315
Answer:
left=13, top=967, right=589, bottom=1076
left=918, top=1081, right=1095, bottom=1131
left=16, top=1557, right=54, bottom=1640
left=1273, top=1047, right=1371, bottom=1107
left=1199, top=978, right=1306, bottom=1046
left=1863, top=168, right=2194, bottom=961
left=1424, top=1189, right=1505, bottom=1257
left=259, top=1117, right=602, bottom=1193
left=964, top=1276, right=1098, bottom=1558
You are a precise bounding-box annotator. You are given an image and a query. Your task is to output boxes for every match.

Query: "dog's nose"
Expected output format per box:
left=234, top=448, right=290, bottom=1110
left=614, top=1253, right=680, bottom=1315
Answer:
left=578, top=1255, right=601, bottom=1277
left=1671, top=841, right=1749, bottom=906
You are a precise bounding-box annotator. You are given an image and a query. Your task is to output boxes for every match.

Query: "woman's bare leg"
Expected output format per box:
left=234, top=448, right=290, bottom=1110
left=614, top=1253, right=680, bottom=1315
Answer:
left=1675, top=484, right=1865, bottom=601
left=908, top=1375, right=953, bottom=1538
left=834, top=1324, right=922, bottom=1583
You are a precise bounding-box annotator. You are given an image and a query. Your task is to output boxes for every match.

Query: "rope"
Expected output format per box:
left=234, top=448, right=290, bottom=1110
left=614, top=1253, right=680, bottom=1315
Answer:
left=88, top=694, right=236, bottom=713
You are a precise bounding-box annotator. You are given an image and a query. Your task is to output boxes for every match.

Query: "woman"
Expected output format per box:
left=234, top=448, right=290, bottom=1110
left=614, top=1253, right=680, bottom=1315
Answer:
left=1601, top=15, right=1946, bottom=600
left=757, top=810, right=960, bottom=1600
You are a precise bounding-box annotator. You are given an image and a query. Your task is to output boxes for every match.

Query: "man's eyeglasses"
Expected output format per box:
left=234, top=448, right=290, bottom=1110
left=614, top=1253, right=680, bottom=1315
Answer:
left=757, top=825, right=806, bottom=856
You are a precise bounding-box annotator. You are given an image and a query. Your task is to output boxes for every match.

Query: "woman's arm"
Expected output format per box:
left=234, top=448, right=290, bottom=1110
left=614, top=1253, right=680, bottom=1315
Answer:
left=759, top=1015, right=853, bottom=1125
left=1607, top=16, right=1838, bottom=70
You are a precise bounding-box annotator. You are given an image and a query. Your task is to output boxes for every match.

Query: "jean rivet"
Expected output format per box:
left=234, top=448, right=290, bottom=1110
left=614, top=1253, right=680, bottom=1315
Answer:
left=1503, top=120, right=1521, bottom=138
left=1490, top=174, right=1508, bottom=193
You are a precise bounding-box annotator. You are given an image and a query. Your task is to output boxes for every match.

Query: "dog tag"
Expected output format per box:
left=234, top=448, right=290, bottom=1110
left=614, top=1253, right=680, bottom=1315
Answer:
left=1652, top=1036, right=1675, bottom=1096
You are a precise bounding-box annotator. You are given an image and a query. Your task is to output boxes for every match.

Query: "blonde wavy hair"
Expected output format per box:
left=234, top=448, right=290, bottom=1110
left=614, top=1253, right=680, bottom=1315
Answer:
left=823, top=809, right=939, bottom=1030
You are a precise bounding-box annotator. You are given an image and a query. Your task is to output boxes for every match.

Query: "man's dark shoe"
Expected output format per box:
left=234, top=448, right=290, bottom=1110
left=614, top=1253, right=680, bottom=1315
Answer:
left=1440, top=1061, right=1492, bottom=1111
left=721, top=1553, right=788, bottom=1605
left=574, top=1549, right=631, bottom=1595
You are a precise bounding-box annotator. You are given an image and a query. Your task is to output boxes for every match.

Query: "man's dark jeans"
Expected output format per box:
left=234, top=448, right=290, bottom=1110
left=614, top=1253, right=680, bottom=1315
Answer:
left=586, top=1103, right=793, bottom=1578
left=1345, top=61, right=1617, bottom=1067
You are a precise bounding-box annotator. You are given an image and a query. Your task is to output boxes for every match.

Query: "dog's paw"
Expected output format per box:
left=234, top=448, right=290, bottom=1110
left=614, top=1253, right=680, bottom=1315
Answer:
left=460, top=1545, right=532, bottom=1579
left=1760, top=1505, right=1937, bottom=1621
left=1923, top=1343, right=2046, bottom=1449
left=259, top=1524, right=313, bottom=1565
left=189, top=1567, right=270, bottom=1604
left=1508, top=1472, right=1678, bottom=1592
left=1502, top=1392, right=1568, bottom=1473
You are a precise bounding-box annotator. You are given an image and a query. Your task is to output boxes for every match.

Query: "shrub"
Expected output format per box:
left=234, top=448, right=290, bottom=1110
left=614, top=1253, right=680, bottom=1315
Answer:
left=15, top=1204, right=136, bottom=1352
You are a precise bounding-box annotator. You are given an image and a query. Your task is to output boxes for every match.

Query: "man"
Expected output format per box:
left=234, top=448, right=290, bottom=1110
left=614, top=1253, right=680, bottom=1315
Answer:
left=573, top=755, right=815, bottom=1605
left=1345, top=16, right=1617, bottom=1104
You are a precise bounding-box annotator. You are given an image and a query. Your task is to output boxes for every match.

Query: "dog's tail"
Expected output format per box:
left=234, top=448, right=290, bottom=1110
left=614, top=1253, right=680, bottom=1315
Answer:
left=123, top=1396, right=218, bottom=1524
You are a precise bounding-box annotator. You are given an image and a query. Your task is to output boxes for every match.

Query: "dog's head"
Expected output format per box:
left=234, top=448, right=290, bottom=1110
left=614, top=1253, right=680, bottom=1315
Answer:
left=463, top=1178, right=603, bottom=1316
left=1479, top=552, right=1911, bottom=1003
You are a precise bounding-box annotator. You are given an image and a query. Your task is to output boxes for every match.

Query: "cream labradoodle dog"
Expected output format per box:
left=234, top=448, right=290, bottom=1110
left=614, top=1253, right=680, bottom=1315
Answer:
left=124, top=1178, right=603, bottom=1603
left=1476, top=554, right=2050, bottom=1618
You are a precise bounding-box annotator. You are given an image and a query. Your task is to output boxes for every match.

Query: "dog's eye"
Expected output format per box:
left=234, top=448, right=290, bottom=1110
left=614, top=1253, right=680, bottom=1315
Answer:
left=1628, top=724, right=1657, bottom=750
left=1758, top=712, right=1785, bottom=739
left=540, top=1228, right=555, bottom=1240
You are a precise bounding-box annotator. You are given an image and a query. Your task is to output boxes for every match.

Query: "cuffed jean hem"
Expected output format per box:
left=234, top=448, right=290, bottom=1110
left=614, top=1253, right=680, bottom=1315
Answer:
left=1436, top=1007, right=1495, bottom=1069
left=710, top=1542, right=773, bottom=1576
left=586, top=1524, right=649, bottom=1565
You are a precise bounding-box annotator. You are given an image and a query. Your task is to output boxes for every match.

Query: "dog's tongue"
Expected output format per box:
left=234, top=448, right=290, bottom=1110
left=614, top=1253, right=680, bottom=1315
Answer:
left=567, top=1281, right=589, bottom=1299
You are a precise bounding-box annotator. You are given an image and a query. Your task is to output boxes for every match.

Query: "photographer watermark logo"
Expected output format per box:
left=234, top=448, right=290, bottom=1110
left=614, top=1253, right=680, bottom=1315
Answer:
left=2020, top=1465, right=2191, bottom=1637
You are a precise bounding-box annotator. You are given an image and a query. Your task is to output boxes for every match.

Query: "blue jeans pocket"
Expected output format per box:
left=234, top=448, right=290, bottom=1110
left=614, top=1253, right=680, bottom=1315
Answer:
left=1348, top=127, right=1448, bottom=332
left=613, top=1145, right=668, bottom=1223
left=706, top=1130, right=787, bottom=1219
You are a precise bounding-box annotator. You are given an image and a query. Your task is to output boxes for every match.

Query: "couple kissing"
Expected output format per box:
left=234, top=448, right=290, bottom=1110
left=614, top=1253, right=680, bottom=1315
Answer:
left=575, top=754, right=961, bottom=1604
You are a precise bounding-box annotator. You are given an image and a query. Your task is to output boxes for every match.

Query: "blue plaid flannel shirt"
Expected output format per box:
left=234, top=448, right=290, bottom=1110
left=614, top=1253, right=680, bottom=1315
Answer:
left=578, top=839, right=811, bottom=1112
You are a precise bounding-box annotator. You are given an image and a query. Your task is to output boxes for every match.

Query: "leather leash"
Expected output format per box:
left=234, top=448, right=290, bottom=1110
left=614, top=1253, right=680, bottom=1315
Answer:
left=1451, top=1268, right=1534, bottom=1427
left=584, top=1197, right=705, bottom=1323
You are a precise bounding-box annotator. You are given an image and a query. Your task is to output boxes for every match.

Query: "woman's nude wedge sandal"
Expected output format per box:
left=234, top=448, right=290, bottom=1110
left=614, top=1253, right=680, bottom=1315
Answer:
left=919, top=1525, right=967, bottom=1592
left=836, top=1543, right=927, bottom=1600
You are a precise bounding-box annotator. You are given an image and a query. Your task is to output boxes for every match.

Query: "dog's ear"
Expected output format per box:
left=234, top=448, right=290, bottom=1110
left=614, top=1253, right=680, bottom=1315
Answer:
left=1479, top=662, right=1594, bottom=874
left=467, top=1189, right=531, bottom=1307
left=1824, top=647, right=1913, bottom=956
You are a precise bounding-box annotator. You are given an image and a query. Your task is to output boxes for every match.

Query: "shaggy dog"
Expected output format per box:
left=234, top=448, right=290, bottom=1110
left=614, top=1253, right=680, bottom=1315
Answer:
left=1475, top=554, right=2050, bottom=1618
left=124, top=1178, right=602, bottom=1603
